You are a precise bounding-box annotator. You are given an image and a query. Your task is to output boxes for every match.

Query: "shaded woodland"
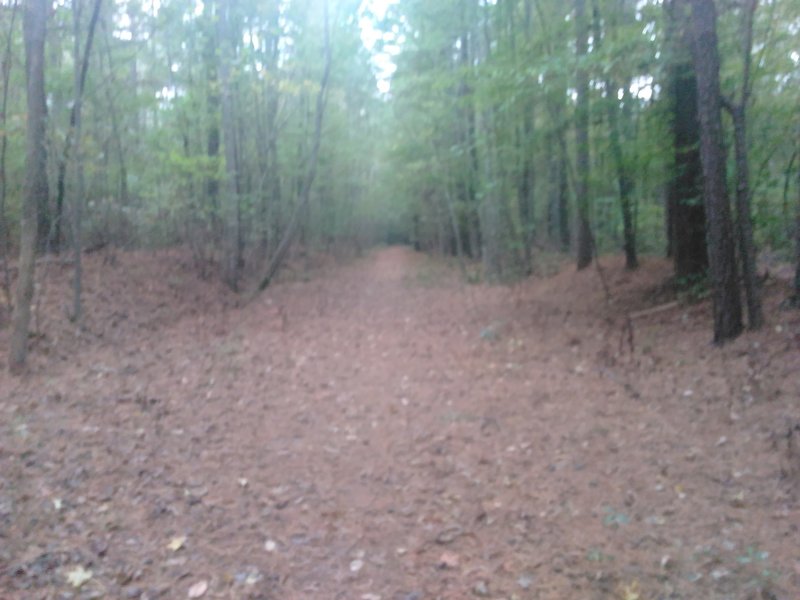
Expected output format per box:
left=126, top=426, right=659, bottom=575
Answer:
left=1, top=3, right=800, bottom=599
left=0, top=0, right=798, bottom=365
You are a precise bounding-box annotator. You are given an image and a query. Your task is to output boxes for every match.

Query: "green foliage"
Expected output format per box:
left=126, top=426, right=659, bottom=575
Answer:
left=675, top=272, right=711, bottom=303
left=0, top=0, right=796, bottom=289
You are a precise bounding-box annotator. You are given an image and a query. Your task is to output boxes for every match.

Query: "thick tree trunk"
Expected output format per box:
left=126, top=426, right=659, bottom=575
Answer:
left=666, top=0, right=707, bottom=279
left=690, top=0, right=743, bottom=343
left=574, top=0, right=593, bottom=270
left=10, top=0, right=48, bottom=373
left=729, top=105, right=762, bottom=328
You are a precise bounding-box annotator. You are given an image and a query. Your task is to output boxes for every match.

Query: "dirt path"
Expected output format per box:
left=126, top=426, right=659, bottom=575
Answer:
left=1, top=247, right=798, bottom=599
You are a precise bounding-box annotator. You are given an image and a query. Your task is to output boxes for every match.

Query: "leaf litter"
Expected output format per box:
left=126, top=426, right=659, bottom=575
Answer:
left=0, top=247, right=798, bottom=599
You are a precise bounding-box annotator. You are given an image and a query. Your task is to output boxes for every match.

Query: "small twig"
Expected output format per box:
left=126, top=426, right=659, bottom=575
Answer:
left=629, top=301, right=680, bottom=320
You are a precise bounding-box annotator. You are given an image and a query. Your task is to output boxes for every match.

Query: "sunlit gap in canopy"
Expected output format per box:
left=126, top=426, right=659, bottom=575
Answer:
left=358, top=0, right=402, bottom=97
left=112, top=0, right=204, bottom=41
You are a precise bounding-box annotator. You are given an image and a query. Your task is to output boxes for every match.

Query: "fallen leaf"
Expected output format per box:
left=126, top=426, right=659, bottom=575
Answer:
left=517, top=574, right=533, bottom=589
left=65, top=566, right=93, bottom=588
left=264, top=539, right=277, bottom=552
left=730, top=491, right=746, bottom=508
left=188, top=580, right=208, bottom=598
left=473, top=580, right=490, bottom=597
left=168, top=536, right=187, bottom=552
left=620, top=580, right=641, bottom=600
left=234, top=567, right=263, bottom=586
left=350, top=559, right=364, bottom=572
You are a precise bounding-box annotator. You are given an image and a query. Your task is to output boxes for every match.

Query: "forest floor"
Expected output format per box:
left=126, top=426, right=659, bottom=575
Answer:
left=1, top=246, right=799, bottom=600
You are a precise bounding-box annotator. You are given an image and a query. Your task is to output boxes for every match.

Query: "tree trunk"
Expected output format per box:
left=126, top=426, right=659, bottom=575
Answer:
left=575, top=0, right=593, bottom=270
left=100, top=19, right=129, bottom=207
left=666, top=0, right=707, bottom=279
left=219, top=0, right=241, bottom=290
left=518, top=129, right=535, bottom=274
left=689, top=0, right=743, bottom=343
left=67, top=0, right=101, bottom=322
left=517, top=0, right=535, bottom=274
left=729, top=104, right=762, bottom=328
left=724, top=0, right=762, bottom=329
left=477, top=1, right=504, bottom=282
left=10, top=0, right=48, bottom=373
left=0, top=0, right=19, bottom=308
left=255, top=0, right=331, bottom=292
left=794, top=163, right=800, bottom=303
left=204, top=0, right=222, bottom=247
left=546, top=120, right=570, bottom=251
left=457, top=17, right=481, bottom=261
left=480, top=129, right=503, bottom=281
left=591, top=0, right=638, bottom=269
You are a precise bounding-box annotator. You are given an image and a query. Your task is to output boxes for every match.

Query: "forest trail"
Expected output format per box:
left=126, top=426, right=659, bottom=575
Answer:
left=1, top=246, right=799, bottom=599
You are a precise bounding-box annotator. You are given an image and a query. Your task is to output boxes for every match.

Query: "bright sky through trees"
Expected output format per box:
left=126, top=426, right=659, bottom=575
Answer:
left=359, top=0, right=399, bottom=94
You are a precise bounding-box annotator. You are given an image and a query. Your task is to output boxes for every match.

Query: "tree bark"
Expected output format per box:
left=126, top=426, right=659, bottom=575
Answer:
left=204, top=0, right=222, bottom=247
left=516, top=0, right=535, bottom=274
left=794, top=172, right=800, bottom=303
left=546, top=95, right=570, bottom=251
left=0, top=0, right=19, bottom=308
left=219, top=0, right=241, bottom=290
left=10, top=0, right=48, bottom=373
left=689, top=0, right=743, bottom=343
left=476, top=0, right=504, bottom=281
left=666, top=0, right=707, bottom=279
left=794, top=145, right=800, bottom=304
left=723, top=0, right=762, bottom=329
left=575, top=0, right=593, bottom=270
left=728, top=103, right=762, bottom=328
left=518, top=112, right=535, bottom=274
left=457, top=14, right=481, bottom=261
